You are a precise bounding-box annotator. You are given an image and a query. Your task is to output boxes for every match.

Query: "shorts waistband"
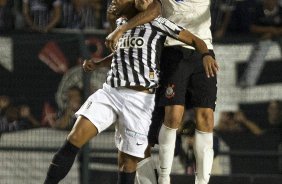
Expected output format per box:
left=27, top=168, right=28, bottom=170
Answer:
left=122, top=86, right=156, bottom=94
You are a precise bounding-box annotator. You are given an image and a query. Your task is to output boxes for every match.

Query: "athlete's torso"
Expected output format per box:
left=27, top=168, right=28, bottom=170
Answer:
left=161, top=0, right=213, bottom=49
left=106, top=16, right=184, bottom=88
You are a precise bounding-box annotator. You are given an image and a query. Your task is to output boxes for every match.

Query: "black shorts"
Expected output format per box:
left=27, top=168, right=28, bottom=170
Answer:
left=148, top=46, right=217, bottom=145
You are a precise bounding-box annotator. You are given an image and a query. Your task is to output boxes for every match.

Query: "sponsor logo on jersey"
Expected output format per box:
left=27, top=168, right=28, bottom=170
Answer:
left=118, top=36, right=145, bottom=49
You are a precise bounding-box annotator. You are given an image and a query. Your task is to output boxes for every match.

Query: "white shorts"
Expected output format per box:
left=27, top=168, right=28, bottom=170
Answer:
left=75, top=83, right=155, bottom=158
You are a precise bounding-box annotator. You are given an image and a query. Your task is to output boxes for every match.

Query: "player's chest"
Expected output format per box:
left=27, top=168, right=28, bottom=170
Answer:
left=117, top=29, right=159, bottom=49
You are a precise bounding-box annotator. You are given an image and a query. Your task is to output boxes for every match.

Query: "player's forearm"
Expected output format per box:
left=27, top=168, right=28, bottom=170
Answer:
left=92, top=53, right=114, bottom=68
left=179, top=30, right=209, bottom=54
left=193, top=37, right=210, bottom=55
left=119, top=0, right=161, bottom=32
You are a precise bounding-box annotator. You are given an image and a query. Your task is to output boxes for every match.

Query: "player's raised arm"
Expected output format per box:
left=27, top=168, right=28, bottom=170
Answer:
left=106, top=0, right=161, bottom=52
left=83, top=53, right=113, bottom=72
left=178, top=30, right=219, bottom=78
left=151, top=17, right=219, bottom=78
left=183, top=30, right=219, bottom=78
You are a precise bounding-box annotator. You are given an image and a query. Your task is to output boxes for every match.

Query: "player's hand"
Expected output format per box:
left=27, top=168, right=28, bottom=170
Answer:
left=203, top=56, right=219, bottom=78
left=105, top=26, right=124, bottom=52
left=83, top=59, right=97, bottom=72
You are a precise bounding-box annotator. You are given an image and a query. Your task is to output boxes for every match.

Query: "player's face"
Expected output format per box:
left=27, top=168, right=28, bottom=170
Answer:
left=135, top=0, right=153, bottom=11
left=113, top=0, right=134, bottom=14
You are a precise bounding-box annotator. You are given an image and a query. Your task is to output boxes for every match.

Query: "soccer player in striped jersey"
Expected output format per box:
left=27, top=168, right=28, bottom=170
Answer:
left=44, top=0, right=218, bottom=184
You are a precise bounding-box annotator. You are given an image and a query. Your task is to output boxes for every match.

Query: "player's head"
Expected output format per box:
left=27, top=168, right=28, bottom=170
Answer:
left=111, top=0, right=135, bottom=16
left=135, top=0, right=153, bottom=11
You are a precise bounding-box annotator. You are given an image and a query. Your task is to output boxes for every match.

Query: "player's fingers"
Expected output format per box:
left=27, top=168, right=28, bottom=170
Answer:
left=208, top=64, right=214, bottom=77
left=211, top=66, right=217, bottom=76
left=212, top=63, right=219, bottom=75
left=110, top=42, right=114, bottom=52
left=214, top=61, right=220, bottom=71
left=204, top=65, right=210, bottom=78
left=110, top=42, right=117, bottom=53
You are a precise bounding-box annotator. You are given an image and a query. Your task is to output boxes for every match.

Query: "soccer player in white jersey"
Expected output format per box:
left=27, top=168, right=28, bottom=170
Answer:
left=106, top=0, right=218, bottom=184
left=43, top=0, right=218, bottom=184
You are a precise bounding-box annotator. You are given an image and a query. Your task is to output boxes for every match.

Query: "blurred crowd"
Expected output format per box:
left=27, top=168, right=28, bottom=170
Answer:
left=0, top=95, right=39, bottom=133
left=0, top=0, right=281, bottom=38
left=0, top=0, right=110, bottom=33
left=0, top=85, right=83, bottom=133
left=172, top=100, right=282, bottom=174
left=216, top=100, right=282, bottom=135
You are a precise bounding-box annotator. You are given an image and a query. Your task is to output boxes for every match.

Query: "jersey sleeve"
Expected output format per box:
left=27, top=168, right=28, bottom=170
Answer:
left=116, top=17, right=127, bottom=27
left=151, top=16, right=185, bottom=39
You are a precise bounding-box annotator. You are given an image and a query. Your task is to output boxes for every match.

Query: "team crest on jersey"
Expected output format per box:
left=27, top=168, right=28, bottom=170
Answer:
left=137, top=25, right=146, bottom=30
left=149, top=71, right=154, bottom=80
left=118, top=36, right=145, bottom=49
left=165, top=84, right=175, bottom=99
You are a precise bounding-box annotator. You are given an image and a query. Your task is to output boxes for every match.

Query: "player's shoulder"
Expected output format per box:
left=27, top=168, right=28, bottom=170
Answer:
left=152, top=16, right=170, bottom=25
left=152, top=16, right=181, bottom=28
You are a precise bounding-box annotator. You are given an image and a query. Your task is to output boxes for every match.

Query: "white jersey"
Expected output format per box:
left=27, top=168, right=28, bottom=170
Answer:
left=161, top=0, right=213, bottom=49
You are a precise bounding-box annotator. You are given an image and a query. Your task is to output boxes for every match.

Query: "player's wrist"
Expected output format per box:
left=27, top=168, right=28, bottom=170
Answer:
left=118, top=23, right=129, bottom=33
left=201, top=52, right=214, bottom=59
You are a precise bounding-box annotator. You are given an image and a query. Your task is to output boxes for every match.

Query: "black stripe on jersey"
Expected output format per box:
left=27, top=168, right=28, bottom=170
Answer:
left=155, top=34, right=166, bottom=69
left=120, top=48, right=127, bottom=86
left=150, top=24, right=174, bottom=38
left=128, top=28, right=140, bottom=85
left=151, top=18, right=183, bottom=40
left=138, top=28, right=146, bottom=86
left=147, top=23, right=158, bottom=83
left=111, top=53, right=119, bottom=86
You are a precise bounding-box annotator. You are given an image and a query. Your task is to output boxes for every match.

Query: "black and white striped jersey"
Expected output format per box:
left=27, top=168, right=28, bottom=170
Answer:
left=106, top=16, right=184, bottom=89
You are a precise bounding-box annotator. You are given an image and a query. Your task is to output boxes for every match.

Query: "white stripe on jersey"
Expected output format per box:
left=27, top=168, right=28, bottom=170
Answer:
left=106, top=16, right=184, bottom=89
